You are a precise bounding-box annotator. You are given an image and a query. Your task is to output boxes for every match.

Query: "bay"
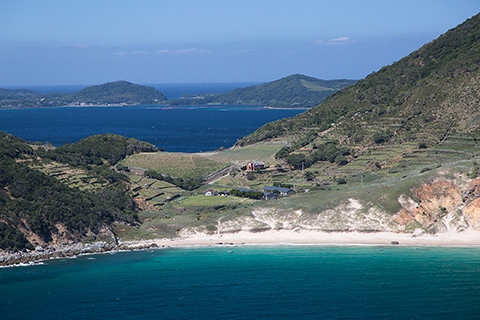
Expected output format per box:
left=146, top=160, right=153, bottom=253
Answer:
left=2, top=246, right=480, bottom=319
left=0, top=105, right=304, bottom=152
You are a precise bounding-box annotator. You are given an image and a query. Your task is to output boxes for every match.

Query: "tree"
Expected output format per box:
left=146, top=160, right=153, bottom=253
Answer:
left=304, top=171, right=315, bottom=181
left=287, top=153, right=305, bottom=169
left=246, top=172, right=256, bottom=180
left=334, top=155, right=348, bottom=166
left=275, top=147, right=290, bottom=159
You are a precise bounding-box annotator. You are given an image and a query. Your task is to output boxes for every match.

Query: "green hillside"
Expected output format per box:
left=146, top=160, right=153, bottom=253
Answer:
left=169, top=74, right=356, bottom=108
left=238, top=13, right=480, bottom=147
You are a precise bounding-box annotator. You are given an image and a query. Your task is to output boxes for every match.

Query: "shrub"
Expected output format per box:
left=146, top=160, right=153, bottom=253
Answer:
left=275, top=147, right=290, bottom=159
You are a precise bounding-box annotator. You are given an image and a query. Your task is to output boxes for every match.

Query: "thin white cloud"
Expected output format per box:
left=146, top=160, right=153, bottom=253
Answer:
left=113, top=50, right=149, bottom=56
left=156, top=48, right=210, bottom=54
left=63, top=44, right=98, bottom=49
left=313, top=37, right=353, bottom=46
left=232, top=49, right=255, bottom=54
left=17, top=46, right=46, bottom=50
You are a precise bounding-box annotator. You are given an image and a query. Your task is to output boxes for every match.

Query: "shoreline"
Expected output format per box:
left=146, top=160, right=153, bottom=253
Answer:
left=0, top=104, right=311, bottom=111
left=147, top=229, right=480, bottom=248
left=3, top=230, right=480, bottom=267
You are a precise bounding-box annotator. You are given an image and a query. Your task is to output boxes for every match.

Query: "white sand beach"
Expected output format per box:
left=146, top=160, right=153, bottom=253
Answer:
left=122, top=229, right=480, bottom=249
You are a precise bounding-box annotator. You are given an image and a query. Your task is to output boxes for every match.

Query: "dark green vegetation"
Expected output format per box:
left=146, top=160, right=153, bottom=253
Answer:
left=168, top=74, right=356, bottom=108
left=0, top=81, right=168, bottom=108
left=0, top=133, right=158, bottom=251
left=38, top=134, right=158, bottom=167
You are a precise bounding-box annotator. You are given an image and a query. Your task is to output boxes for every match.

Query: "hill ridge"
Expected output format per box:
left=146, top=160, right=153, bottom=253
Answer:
left=237, top=12, right=480, bottom=146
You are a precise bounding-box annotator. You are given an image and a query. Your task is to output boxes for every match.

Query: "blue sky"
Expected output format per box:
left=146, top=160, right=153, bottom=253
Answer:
left=1, top=0, right=479, bottom=85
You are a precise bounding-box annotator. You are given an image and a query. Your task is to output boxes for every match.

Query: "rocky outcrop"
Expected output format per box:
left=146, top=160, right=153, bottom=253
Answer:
left=0, top=239, right=162, bottom=267
left=396, top=179, right=478, bottom=233
left=0, top=242, right=116, bottom=266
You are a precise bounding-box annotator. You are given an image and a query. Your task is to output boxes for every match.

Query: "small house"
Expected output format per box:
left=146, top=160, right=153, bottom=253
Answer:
left=203, top=189, right=218, bottom=196
left=246, top=161, right=265, bottom=171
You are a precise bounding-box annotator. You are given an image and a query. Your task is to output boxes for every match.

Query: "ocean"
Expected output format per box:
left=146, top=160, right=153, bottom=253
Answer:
left=2, top=245, right=480, bottom=319
left=1, top=82, right=289, bottom=152
left=0, top=105, right=303, bottom=153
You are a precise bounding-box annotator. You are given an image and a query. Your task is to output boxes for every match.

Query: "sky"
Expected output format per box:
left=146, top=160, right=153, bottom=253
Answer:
left=1, top=0, right=479, bottom=86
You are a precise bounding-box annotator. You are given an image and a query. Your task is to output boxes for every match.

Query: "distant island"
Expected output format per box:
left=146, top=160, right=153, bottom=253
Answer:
left=0, top=75, right=356, bottom=109
left=167, top=74, right=357, bottom=108
left=67, top=81, right=168, bottom=105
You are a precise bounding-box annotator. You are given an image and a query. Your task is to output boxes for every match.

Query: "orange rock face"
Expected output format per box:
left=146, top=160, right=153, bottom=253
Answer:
left=463, top=198, right=480, bottom=229
left=399, top=181, right=464, bottom=230
left=414, top=182, right=462, bottom=224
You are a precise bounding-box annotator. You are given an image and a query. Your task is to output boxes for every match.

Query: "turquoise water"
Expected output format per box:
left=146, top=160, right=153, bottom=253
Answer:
left=2, top=246, right=480, bottom=319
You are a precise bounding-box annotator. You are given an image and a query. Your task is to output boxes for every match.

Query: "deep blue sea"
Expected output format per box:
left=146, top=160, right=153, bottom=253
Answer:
left=2, top=245, right=480, bottom=319
left=1, top=82, right=287, bottom=152
left=0, top=105, right=303, bottom=152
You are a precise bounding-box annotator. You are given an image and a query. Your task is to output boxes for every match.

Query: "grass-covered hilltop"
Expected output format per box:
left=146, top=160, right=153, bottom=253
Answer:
left=3, top=13, right=480, bottom=261
left=168, top=74, right=357, bottom=108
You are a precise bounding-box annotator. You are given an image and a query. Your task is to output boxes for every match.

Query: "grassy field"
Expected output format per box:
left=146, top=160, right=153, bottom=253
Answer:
left=120, top=152, right=229, bottom=179
left=173, top=194, right=253, bottom=207
left=113, top=209, right=199, bottom=240
left=204, top=144, right=283, bottom=163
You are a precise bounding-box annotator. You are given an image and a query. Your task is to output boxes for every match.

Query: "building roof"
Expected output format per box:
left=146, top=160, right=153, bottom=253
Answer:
left=238, top=188, right=261, bottom=193
left=263, top=186, right=294, bottom=193
left=263, top=191, right=277, bottom=198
